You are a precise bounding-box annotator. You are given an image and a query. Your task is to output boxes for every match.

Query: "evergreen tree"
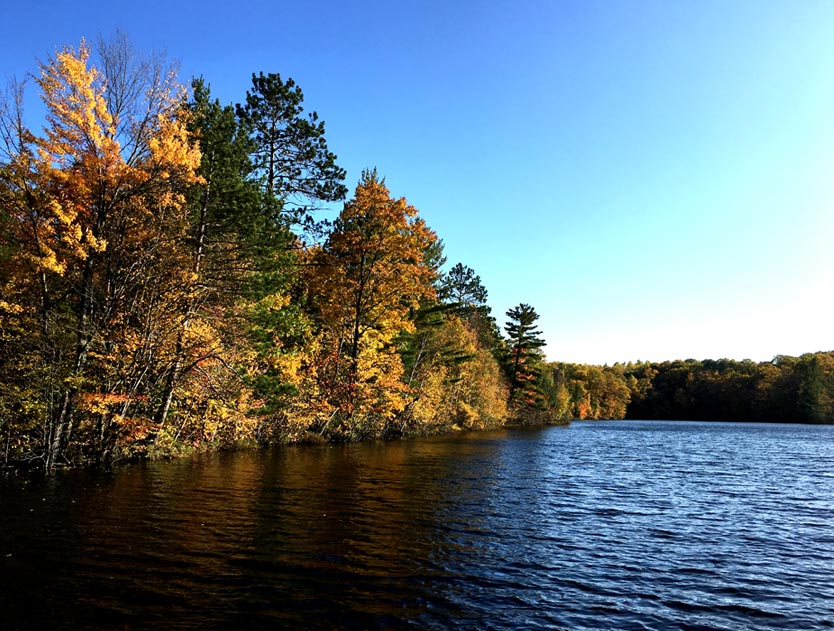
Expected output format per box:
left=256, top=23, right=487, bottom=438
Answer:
left=504, top=303, right=546, bottom=408
left=439, top=263, right=488, bottom=307
left=236, top=72, right=347, bottom=227
left=797, top=353, right=834, bottom=423
left=437, top=262, right=501, bottom=354
left=152, top=78, right=266, bottom=432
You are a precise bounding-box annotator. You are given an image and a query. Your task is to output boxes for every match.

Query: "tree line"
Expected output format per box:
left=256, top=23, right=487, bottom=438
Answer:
left=0, top=37, right=558, bottom=470
left=540, top=353, right=834, bottom=424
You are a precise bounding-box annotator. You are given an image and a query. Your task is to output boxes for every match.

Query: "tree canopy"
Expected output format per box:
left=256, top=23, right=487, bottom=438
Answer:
left=236, top=71, right=347, bottom=226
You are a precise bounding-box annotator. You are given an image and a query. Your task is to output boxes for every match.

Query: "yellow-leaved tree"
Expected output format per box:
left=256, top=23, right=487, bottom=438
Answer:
left=0, top=38, right=201, bottom=468
left=398, top=307, right=509, bottom=435
left=302, top=170, right=437, bottom=439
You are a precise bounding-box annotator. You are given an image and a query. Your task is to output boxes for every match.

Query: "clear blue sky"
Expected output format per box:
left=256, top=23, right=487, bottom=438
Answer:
left=4, top=1, right=834, bottom=364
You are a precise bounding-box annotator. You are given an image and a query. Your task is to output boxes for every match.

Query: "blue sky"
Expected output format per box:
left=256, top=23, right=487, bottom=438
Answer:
left=3, top=1, right=834, bottom=364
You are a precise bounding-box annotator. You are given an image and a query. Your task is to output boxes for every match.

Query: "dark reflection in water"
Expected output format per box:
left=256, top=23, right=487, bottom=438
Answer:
left=2, top=421, right=834, bottom=630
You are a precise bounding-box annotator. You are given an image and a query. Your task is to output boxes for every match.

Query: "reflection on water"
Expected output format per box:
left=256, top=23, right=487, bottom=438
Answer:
left=2, top=422, right=834, bottom=630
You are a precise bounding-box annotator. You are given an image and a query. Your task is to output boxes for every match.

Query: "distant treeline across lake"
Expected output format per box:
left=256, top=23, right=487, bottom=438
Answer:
left=548, top=351, right=834, bottom=424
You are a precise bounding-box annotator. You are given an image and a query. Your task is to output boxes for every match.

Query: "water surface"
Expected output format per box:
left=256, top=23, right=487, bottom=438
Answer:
left=2, top=421, right=833, bottom=629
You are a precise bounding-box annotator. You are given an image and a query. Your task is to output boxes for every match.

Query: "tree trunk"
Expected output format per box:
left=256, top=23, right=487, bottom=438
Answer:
left=154, top=178, right=209, bottom=430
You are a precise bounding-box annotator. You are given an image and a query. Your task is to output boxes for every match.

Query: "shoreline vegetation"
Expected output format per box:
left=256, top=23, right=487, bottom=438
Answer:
left=552, top=352, right=834, bottom=424
left=0, top=37, right=564, bottom=472
left=2, top=37, right=832, bottom=473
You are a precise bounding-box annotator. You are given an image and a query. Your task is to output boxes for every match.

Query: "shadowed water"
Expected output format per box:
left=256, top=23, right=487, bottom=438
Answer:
left=2, top=421, right=833, bottom=630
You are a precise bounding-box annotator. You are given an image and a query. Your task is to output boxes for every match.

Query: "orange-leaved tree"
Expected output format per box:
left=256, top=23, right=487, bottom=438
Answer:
left=0, top=38, right=201, bottom=468
left=304, top=170, right=437, bottom=439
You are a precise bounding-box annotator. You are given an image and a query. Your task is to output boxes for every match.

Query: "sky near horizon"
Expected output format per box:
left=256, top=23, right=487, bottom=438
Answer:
left=3, top=1, right=833, bottom=365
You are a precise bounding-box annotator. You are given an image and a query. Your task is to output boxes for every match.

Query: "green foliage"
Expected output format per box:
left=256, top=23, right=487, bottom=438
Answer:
left=794, top=354, right=834, bottom=422
left=236, top=71, right=347, bottom=226
left=503, top=303, right=547, bottom=413
left=438, top=262, right=488, bottom=308
left=624, top=353, right=834, bottom=423
left=535, top=354, right=834, bottom=424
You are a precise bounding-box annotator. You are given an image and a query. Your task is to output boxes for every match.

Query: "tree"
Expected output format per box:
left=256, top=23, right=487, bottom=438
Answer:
left=435, top=262, right=502, bottom=357
left=236, top=72, right=347, bottom=226
left=399, top=310, right=508, bottom=434
left=797, top=353, right=834, bottom=423
left=504, top=303, right=547, bottom=409
left=305, top=170, right=437, bottom=438
left=0, top=39, right=201, bottom=469
left=438, top=263, right=488, bottom=307
left=150, top=78, right=264, bottom=432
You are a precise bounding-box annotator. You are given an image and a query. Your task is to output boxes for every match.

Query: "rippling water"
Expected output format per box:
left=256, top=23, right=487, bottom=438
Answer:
left=2, top=421, right=834, bottom=630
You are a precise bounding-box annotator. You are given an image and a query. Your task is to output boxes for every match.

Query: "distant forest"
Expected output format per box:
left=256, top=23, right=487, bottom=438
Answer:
left=1, top=38, right=831, bottom=472
left=545, top=353, right=834, bottom=424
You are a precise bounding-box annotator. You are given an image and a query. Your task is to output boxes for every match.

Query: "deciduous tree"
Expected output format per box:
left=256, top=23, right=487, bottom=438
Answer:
left=0, top=39, right=200, bottom=468
left=305, top=170, right=437, bottom=438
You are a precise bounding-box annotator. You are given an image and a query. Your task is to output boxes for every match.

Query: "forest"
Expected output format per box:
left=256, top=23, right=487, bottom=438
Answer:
left=543, top=353, right=834, bottom=424
left=0, top=37, right=558, bottom=470
left=1, top=38, right=831, bottom=471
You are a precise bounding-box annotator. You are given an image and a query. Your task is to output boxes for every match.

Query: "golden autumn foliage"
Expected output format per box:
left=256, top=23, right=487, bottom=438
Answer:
left=304, top=170, right=437, bottom=439
left=403, top=314, right=507, bottom=434
left=0, top=39, right=207, bottom=467
left=2, top=38, right=554, bottom=471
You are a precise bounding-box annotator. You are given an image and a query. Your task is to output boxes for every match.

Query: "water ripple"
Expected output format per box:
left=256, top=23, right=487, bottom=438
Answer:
left=2, top=421, right=834, bottom=630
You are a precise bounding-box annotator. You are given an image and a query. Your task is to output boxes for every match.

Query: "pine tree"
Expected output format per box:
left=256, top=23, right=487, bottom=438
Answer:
left=504, top=303, right=547, bottom=408
left=236, top=72, right=347, bottom=227
left=438, top=263, right=488, bottom=308
left=152, top=78, right=265, bottom=433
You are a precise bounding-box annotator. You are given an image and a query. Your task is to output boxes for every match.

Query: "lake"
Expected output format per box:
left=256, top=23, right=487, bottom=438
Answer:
left=2, top=420, right=833, bottom=630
